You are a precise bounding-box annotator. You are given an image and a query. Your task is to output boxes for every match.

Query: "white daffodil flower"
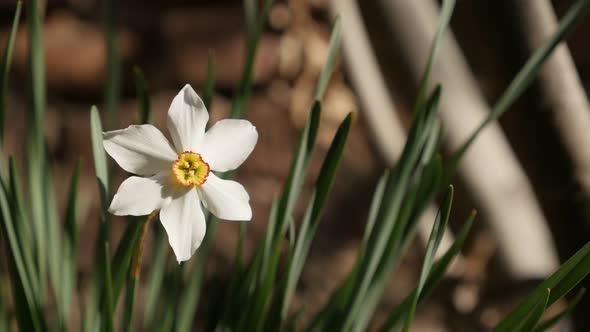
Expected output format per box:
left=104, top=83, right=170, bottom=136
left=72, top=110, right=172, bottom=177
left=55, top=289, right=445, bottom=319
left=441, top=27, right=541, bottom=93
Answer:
left=103, top=84, right=257, bottom=262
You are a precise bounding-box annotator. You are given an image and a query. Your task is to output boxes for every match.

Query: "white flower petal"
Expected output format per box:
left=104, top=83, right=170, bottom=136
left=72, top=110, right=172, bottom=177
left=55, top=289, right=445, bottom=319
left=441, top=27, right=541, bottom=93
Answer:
left=103, top=125, right=177, bottom=175
left=160, top=187, right=206, bottom=262
left=199, top=172, right=251, bottom=221
left=109, top=172, right=171, bottom=216
left=200, top=119, right=258, bottom=172
left=167, top=84, right=209, bottom=152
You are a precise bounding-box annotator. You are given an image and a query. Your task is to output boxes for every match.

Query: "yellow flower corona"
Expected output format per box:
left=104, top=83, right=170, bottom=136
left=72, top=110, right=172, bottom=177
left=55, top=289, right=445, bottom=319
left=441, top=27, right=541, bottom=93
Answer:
left=172, top=151, right=210, bottom=186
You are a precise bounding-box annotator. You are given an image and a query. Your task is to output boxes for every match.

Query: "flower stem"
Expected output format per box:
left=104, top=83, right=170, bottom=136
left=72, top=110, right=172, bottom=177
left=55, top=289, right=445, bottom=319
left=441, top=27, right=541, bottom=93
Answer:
left=131, top=210, right=158, bottom=280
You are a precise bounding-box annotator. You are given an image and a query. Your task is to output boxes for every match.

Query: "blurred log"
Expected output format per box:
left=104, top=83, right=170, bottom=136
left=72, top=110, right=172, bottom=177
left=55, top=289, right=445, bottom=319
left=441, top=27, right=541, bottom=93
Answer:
left=378, top=0, right=559, bottom=278
left=329, top=0, right=459, bottom=264
left=513, top=0, right=590, bottom=223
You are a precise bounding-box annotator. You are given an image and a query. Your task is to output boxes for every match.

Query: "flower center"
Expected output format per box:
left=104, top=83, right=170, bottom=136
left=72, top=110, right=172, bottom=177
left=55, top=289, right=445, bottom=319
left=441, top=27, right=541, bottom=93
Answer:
left=172, top=151, right=210, bottom=186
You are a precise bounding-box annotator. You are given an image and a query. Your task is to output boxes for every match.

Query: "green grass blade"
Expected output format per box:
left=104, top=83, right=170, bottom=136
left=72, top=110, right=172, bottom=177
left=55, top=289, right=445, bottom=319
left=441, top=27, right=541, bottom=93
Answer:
left=143, top=225, right=167, bottom=328
left=104, top=0, right=120, bottom=128
left=62, top=159, right=81, bottom=324
left=90, top=105, right=111, bottom=330
left=275, top=101, right=321, bottom=238
left=8, top=158, right=36, bottom=288
left=27, top=0, right=45, bottom=130
left=133, top=67, right=151, bottom=125
left=203, top=50, right=216, bottom=110
left=314, top=16, right=342, bottom=100
left=238, top=103, right=322, bottom=331
left=492, top=240, right=590, bottom=331
left=110, top=219, right=146, bottom=302
left=91, top=106, right=110, bottom=223
left=268, top=114, right=352, bottom=330
left=230, top=0, right=274, bottom=119
left=379, top=211, right=475, bottom=332
left=402, top=186, right=453, bottom=332
left=44, top=161, right=66, bottom=329
left=0, top=281, right=7, bottom=331
left=65, top=159, right=81, bottom=258
left=26, top=0, right=47, bottom=301
left=533, top=287, right=586, bottom=332
left=175, top=213, right=219, bottom=332
left=121, top=217, right=150, bottom=332
left=309, top=113, right=352, bottom=222
left=262, top=196, right=280, bottom=281
left=513, top=289, right=550, bottom=332
left=446, top=0, right=590, bottom=179
left=0, top=1, right=22, bottom=146
left=102, top=243, right=114, bottom=332
left=0, top=180, right=43, bottom=331
left=362, top=171, right=389, bottom=246
left=121, top=277, right=138, bottom=332
left=412, top=0, right=455, bottom=116
left=244, top=0, right=258, bottom=42
left=336, top=90, right=442, bottom=332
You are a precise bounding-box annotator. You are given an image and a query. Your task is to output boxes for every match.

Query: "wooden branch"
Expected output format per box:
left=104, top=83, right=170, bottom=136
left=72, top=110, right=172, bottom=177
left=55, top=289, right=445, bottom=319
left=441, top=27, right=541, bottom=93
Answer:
left=329, top=0, right=458, bottom=264
left=377, top=0, right=559, bottom=278
left=514, top=0, right=590, bottom=215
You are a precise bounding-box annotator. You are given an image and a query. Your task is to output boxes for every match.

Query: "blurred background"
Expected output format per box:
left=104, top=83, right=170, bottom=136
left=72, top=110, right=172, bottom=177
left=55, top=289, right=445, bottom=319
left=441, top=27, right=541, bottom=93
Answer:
left=2, top=0, right=590, bottom=331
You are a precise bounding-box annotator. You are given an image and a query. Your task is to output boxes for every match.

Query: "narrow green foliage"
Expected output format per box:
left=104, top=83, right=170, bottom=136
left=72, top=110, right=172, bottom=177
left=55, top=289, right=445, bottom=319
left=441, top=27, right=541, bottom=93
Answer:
left=0, top=282, right=7, bottom=332
left=121, top=277, right=138, bottom=332
left=0, top=1, right=21, bottom=145
left=133, top=67, right=151, bottom=125
left=314, top=16, right=342, bottom=100
left=143, top=226, right=167, bottom=328
left=8, top=158, right=35, bottom=279
left=379, top=211, right=476, bottom=332
left=104, top=0, right=120, bottom=128
left=175, top=214, right=218, bottom=332
left=90, top=106, right=110, bottom=223
left=275, top=102, right=321, bottom=239
left=309, top=113, right=353, bottom=222
left=44, top=162, right=66, bottom=329
left=110, top=219, right=146, bottom=303
left=267, top=113, right=353, bottom=331
left=492, top=240, right=590, bottom=331
left=412, top=0, right=455, bottom=116
left=27, top=0, right=46, bottom=131
left=446, top=0, right=590, bottom=179
left=362, top=171, right=389, bottom=247
left=244, top=0, right=258, bottom=42
left=514, top=289, right=551, bottom=332
left=26, top=0, right=48, bottom=301
left=2, top=159, right=43, bottom=331
left=331, top=89, right=442, bottom=332
left=103, top=243, right=114, bottom=332
left=237, top=103, right=321, bottom=331
left=203, top=51, right=216, bottom=110
left=89, top=105, right=110, bottom=331
left=230, top=0, right=275, bottom=119
left=403, top=186, right=453, bottom=332
left=533, top=287, right=586, bottom=332
left=62, top=159, right=82, bottom=324
left=65, top=160, right=82, bottom=257
left=121, top=218, right=148, bottom=332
